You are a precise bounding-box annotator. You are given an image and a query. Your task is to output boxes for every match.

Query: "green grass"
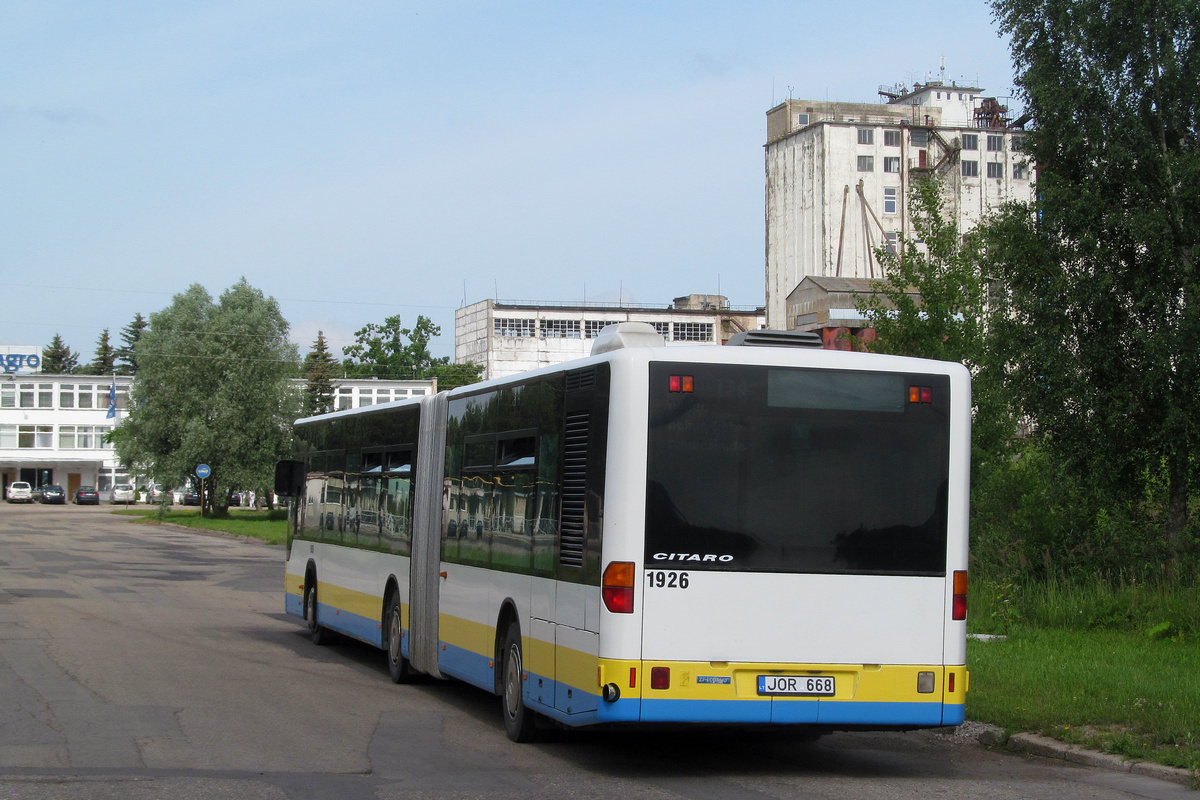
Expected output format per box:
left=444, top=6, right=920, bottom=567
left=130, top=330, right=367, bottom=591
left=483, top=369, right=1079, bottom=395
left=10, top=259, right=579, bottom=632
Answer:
left=111, top=507, right=289, bottom=545
left=968, top=576, right=1200, bottom=773
left=968, top=629, right=1200, bottom=771
left=971, top=575, right=1200, bottom=639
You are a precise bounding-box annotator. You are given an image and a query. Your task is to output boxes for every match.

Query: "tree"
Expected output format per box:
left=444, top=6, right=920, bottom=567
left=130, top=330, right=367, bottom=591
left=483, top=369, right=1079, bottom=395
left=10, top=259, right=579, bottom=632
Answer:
left=857, top=176, right=1013, bottom=465
left=115, top=313, right=148, bottom=375
left=112, top=280, right=301, bottom=516
left=302, top=331, right=339, bottom=416
left=87, top=329, right=116, bottom=375
left=40, top=334, right=79, bottom=374
left=986, top=0, right=1200, bottom=564
left=343, top=314, right=482, bottom=388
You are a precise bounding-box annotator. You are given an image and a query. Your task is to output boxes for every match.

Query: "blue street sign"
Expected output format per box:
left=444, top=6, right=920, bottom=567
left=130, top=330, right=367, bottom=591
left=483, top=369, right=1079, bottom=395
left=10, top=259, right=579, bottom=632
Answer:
left=196, top=464, right=212, bottom=479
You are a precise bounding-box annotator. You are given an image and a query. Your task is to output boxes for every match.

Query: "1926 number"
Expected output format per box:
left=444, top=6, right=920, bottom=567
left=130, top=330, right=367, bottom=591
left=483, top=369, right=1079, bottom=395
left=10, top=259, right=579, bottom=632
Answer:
left=646, top=571, right=689, bottom=589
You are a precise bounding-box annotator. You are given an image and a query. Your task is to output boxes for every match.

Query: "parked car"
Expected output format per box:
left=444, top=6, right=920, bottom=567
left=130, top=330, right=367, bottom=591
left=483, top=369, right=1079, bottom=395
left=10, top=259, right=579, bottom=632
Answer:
left=73, top=486, right=100, bottom=505
left=6, top=481, right=33, bottom=503
left=110, top=483, right=136, bottom=504
left=110, top=483, right=136, bottom=503
left=147, top=484, right=171, bottom=504
left=38, top=485, right=66, bottom=504
left=181, top=490, right=201, bottom=506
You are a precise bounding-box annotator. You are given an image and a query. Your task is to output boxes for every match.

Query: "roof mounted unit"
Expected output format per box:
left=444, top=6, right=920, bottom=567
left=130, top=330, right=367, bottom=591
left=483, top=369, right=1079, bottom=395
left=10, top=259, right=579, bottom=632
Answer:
left=590, top=322, right=667, bottom=355
left=726, top=330, right=823, bottom=348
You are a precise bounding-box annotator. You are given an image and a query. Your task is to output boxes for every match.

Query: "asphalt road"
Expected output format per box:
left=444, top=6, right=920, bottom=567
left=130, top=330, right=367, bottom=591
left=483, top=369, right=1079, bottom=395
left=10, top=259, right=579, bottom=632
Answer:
left=0, top=501, right=1192, bottom=800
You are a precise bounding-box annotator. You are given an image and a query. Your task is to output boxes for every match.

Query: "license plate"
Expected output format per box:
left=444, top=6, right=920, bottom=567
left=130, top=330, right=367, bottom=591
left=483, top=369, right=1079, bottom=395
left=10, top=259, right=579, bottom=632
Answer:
left=757, top=675, right=835, bottom=696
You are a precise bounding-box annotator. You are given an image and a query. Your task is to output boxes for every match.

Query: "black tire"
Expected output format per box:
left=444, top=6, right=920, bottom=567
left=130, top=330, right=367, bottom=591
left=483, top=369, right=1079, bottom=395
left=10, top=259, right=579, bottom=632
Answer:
left=501, top=622, right=537, bottom=742
left=304, top=578, right=331, bottom=646
left=385, top=592, right=414, bottom=683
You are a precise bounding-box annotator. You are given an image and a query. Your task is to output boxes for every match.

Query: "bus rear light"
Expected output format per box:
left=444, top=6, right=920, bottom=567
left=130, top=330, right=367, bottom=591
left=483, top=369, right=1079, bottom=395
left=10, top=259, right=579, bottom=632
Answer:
left=917, top=671, right=935, bottom=693
left=952, top=570, right=968, bottom=620
left=651, top=667, right=671, bottom=690
left=948, top=672, right=955, bottom=693
left=668, top=375, right=694, bottom=393
left=602, top=561, right=635, bottom=613
left=629, top=667, right=637, bottom=688
left=908, top=385, right=933, bottom=404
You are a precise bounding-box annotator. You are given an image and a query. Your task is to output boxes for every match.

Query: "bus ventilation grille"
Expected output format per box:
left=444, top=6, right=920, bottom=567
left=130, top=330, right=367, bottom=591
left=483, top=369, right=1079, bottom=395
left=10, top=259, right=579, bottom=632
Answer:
left=566, top=368, right=597, bottom=393
left=726, top=330, right=823, bottom=348
left=559, top=410, right=589, bottom=568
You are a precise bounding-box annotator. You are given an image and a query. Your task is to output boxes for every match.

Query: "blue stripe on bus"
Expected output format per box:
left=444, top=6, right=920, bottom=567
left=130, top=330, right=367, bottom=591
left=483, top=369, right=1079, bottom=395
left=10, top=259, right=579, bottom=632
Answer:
left=437, top=639, right=496, bottom=692
left=285, top=591, right=304, bottom=619
left=816, top=700, right=946, bottom=726
left=316, top=601, right=383, bottom=648
left=942, top=703, right=965, bottom=725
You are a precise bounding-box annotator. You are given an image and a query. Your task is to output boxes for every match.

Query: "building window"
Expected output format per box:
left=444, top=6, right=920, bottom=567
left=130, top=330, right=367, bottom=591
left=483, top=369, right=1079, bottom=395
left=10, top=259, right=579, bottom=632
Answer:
left=910, top=130, right=928, bottom=147
left=961, top=133, right=979, bottom=151
left=795, top=113, right=810, bottom=127
left=962, top=160, right=979, bottom=177
left=60, top=425, right=98, bottom=448
left=38, top=384, right=53, bottom=408
left=337, top=386, right=353, bottom=411
left=674, top=322, right=714, bottom=342
left=884, top=231, right=899, bottom=255
left=857, top=128, right=874, bottom=145
left=19, top=384, right=34, bottom=408
left=96, top=425, right=113, bottom=450
left=883, top=156, right=901, bottom=173
left=651, top=321, right=671, bottom=339
left=58, top=384, right=74, bottom=408
left=0, top=385, right=13, bottom=409
left=857, top=155, right=875, bottom=172
left=1012, top=136, right=1027, bottom=152
left=883, top=187, right=898, bottom=215
left=412, top=389, right=426, bottom=396
left=494, top=318, right=537, bottom=338
left=987, top=135, right=1004, bottom=152
left=76, top=384, right=95, bottom=409
left=987, top=161, right=1004, bottom=179
left=358, top=388, right=373, bottom=407
left=1013, top=161, right=1029, bottom=180
left=583, top=320, right=606, bottom=339
left=17, top=425, right=53, bottom=449
left=540, top=319, right=581, bottom=339
left=884, top=129, right=901, bottom=147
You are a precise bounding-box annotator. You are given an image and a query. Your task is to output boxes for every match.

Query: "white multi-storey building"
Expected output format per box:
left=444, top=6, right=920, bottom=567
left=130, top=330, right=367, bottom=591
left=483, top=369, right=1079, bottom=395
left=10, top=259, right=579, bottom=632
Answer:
left=1, top=347, right=435, bottom=500
left=764, top=79, right=1034, bottom=330
left=1, top=372, right=133, bottom=499
left=456, top=296, right=765, bottom=381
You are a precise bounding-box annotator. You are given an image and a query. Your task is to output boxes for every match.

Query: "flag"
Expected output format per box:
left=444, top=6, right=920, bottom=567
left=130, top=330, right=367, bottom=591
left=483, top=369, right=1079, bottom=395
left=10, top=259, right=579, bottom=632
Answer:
left=106, top=379, right=117, bottom=419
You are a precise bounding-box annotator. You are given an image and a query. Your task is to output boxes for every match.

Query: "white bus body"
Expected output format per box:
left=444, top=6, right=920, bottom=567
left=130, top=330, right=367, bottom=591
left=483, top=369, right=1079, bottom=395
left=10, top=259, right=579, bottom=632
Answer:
left=281, top=327, right=970, bottom=740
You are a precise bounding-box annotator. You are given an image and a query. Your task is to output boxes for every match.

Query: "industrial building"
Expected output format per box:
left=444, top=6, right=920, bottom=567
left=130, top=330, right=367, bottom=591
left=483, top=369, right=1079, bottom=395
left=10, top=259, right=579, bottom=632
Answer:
left=455, top=296, right=765, bottom=381
left=764, top=76, right=1034, bottom=330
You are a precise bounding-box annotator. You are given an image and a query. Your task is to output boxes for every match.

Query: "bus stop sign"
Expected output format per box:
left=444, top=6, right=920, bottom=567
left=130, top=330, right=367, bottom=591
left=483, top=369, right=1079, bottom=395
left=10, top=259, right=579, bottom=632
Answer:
left=196, top=464, right=212, bottom=479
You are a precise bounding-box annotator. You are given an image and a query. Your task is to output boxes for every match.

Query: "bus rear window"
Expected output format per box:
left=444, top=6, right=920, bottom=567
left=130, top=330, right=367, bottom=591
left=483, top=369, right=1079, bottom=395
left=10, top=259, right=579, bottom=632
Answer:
left=645, top=363, right=950, bottom=576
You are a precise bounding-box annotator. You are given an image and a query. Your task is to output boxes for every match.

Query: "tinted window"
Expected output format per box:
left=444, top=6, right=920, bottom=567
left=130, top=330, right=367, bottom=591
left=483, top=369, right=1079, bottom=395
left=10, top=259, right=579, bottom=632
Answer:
left=645, top=363, right=950, bottom=576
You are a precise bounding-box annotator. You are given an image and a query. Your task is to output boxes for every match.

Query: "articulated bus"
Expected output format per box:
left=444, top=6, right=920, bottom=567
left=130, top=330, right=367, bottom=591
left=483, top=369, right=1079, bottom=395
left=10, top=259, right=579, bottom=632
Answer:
left=276, top=324, right=971, bottom=741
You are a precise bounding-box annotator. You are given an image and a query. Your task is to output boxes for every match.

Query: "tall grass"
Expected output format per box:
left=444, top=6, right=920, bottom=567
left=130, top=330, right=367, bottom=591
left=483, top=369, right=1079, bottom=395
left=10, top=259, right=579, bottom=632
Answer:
left=970, top=574, right=1200, bottom=640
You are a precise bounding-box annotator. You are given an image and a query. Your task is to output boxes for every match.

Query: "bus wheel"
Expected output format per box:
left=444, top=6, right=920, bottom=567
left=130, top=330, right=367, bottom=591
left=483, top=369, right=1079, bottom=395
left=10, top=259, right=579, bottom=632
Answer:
left=385, top=593, right=413, bottom=683
left=501, top=623, right=537, bottom=742
left=305, top=580, right=330, bottom=646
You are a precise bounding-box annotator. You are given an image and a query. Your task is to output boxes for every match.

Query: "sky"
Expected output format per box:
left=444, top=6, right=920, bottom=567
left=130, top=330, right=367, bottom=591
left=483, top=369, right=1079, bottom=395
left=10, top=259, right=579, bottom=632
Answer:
left=2, top=1, right=1018, bottom=362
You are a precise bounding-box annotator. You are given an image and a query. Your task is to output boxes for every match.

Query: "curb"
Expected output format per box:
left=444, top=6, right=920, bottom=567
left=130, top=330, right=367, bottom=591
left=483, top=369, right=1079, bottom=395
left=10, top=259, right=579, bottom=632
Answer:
left=999, top=731, right=1198, bottom=788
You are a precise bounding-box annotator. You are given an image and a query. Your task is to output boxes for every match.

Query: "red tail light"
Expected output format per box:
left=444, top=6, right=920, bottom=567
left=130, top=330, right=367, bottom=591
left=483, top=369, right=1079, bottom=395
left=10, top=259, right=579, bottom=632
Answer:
left=952, top=570, right=968, bottom=620
left=651, top=667, right=671, bottom=690
left=602, top=561, right=635, bottom=613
